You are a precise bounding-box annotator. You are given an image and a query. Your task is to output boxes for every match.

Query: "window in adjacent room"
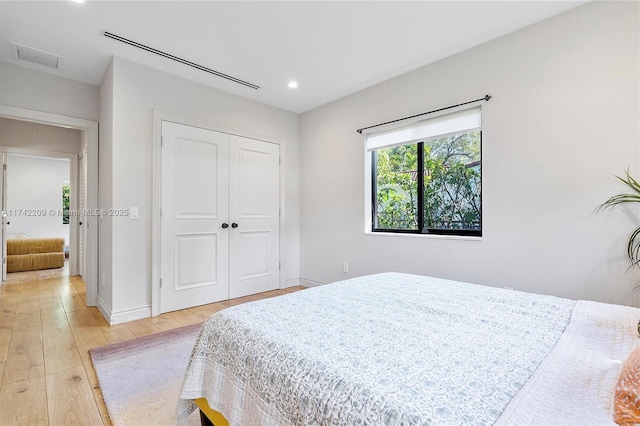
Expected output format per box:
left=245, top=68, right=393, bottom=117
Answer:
left=62, top=182, right=70, bottom=224
left=366, top=106, right=482, bottom=237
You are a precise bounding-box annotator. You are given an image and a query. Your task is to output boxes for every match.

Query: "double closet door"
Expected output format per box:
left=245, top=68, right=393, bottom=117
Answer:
left=160, top=121, right=280, bottom=314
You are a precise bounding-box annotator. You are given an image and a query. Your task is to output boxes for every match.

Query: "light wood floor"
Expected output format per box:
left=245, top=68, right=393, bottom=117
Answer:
left=0, top=266, right=305, bottom=425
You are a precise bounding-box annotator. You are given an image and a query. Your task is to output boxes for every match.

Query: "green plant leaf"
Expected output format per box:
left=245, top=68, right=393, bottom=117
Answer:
left=596, top=169, right=640, bottom=213
left=598, top=169, right=640, bottom=270
left=629, top=226, right=640, bottom=267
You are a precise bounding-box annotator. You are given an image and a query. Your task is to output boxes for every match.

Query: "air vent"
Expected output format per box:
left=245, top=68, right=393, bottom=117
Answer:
left=102, top=31, right=260, bottom=90
left=10, top=42, right=62, bottom=69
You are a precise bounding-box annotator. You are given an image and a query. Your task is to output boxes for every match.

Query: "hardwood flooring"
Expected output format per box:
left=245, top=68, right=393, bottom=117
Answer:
left=0, top=266, right=305, bottom=425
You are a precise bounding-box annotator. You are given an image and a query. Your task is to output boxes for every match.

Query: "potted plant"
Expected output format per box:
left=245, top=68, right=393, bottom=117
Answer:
left=597, top=169, right=640, bottom=270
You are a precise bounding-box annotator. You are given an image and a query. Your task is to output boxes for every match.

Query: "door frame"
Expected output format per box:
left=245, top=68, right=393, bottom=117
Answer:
left=151, top=110, right=285, bottom=317
left=0, top=104, right=99, bottom=306
left=2, top=153, right=6, bottom=282
left=78, top=146, right=88, bottom=279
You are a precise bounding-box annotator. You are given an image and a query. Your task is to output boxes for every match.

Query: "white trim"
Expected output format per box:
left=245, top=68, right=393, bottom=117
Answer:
left=151, top=110, right=286, bottom=317
left=364, top=150, right=373, bottom=234
left=95, top=296, right=112, bottom=325
left=364, top=231, right=482, bottom=242
left=285, top=278, right=302, bottom=287
left=0, top=105, right=99, bottom=307
left=155, top=111, right=284, bottom=145
left=97, top=295, right=151, bottom=326
left=108, top=305, right=152, bottom=326
left=298, top=278, right=327, bottom=287
left=0, top=147, right=78, bottom=160
left=151, top=112, right=162, bottom=317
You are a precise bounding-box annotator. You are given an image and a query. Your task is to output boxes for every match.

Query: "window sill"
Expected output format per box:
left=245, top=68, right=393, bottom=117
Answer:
left=364, top=230, right=482, bottom=242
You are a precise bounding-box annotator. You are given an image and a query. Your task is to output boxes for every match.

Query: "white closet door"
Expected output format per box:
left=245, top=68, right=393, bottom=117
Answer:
left=228, top=135, right=280, bottom=298
left=160, top=122, right=230, bottom=313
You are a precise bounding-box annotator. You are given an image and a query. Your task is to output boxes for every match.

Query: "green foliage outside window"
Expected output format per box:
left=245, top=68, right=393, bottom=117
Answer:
left=375, top=144, right=418, bottom=230
left=62, top=183, right=70, bottom=225
left=374, top=132, right=481, bottom=234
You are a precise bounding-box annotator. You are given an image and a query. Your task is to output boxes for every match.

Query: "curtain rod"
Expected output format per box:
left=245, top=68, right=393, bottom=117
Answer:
left=356, top=94, right=491, bottom=134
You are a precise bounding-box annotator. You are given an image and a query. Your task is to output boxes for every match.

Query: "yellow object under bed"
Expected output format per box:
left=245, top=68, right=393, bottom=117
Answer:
left=195, top=399, right=229, bottom=426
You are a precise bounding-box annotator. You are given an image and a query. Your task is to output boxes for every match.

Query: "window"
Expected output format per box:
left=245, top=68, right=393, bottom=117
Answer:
left=62, top=183, right=70, bottom=224
left=366, top=107, right=482, bottom=236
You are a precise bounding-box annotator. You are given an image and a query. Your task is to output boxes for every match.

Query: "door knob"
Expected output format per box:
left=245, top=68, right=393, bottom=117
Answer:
left=221, top=223, right=229, bottom=229
left=231, top=223, right=238, bottom=228
left=79, top=221, right=83, bottom=226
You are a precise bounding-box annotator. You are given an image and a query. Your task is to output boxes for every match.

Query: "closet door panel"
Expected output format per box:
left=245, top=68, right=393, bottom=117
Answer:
left=160, top=122, right=230, bottom=313
left=229, top=135, right=280, bottom=298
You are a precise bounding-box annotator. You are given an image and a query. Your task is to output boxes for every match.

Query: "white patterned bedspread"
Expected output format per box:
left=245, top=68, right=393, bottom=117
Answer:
left=496, top=299, right=640, bottom=425
left=177, top=273, right=603, bottom=425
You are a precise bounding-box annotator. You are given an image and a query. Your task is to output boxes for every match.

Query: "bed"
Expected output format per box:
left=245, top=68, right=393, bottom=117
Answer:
left=177, top=272, right=640, bottom=425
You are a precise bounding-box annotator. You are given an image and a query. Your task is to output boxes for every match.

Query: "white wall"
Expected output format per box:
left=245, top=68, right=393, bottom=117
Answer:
left=6, top=154, right=70, bottom=243
left=299, top=1, right=640, bottom=306
left=100, top=57, right=300, bottom=321
left=98, top=60, right=114, bottom=310
left=0, top=117, right=82, bottom=153
left=0, top=61, right=99, bottom=121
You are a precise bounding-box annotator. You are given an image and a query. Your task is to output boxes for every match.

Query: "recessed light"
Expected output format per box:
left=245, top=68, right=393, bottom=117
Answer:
left=70, top=0, right=85, bottom=3
left=288, top=81, right=298, bottom=89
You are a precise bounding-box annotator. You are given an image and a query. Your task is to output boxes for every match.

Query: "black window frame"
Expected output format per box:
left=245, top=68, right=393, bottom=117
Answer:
left=371, top=131, right=482, bottom=237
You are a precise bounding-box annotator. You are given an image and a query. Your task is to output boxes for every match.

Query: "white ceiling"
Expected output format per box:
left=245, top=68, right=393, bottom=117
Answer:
left=0, top=1, right=587, bottom=114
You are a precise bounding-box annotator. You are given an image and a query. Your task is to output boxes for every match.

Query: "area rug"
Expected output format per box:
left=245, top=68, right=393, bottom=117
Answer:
left=89, top=323, right=203, bottom=426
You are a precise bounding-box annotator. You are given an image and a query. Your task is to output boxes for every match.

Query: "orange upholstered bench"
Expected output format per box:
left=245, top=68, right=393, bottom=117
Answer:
left=7, top=237, right=65, bottom=272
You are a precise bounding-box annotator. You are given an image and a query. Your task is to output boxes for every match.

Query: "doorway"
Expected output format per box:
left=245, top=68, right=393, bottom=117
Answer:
left=0, top=104, right=99, bottom=306
left=4, top=153, right=73, bottom=280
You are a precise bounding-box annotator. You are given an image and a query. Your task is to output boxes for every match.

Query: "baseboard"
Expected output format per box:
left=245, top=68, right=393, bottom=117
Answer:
left=109, top=305, right=152, bottom=325
left=95, top=296, right=112, bottom=324
left=298, top=277, right=327, bottom=287
left=285, top=278, right=303, bottom=287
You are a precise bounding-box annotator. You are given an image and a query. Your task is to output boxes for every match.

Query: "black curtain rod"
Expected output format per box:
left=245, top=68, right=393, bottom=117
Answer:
left=356, top=94, right=491, bottom=134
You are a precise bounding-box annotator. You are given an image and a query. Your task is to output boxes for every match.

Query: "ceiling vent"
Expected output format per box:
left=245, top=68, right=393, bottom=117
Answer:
left=10, top=42, right=62, bottom=69
left=102, top=30, right=260, bottom=90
